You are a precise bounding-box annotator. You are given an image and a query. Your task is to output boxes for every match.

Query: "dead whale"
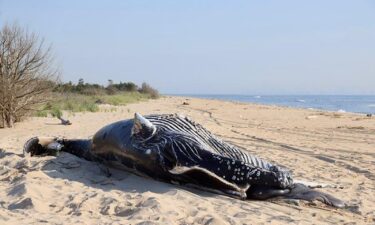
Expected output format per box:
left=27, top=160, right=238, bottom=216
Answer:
left=23, top=113, right=345, bottom=208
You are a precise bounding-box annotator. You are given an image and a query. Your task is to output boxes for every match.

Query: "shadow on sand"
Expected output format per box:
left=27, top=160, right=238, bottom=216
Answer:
left=38, top=152, right=217, bottom=199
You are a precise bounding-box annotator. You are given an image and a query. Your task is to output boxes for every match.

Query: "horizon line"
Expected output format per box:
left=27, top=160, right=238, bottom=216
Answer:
left=165, top=93, right=375, bottom=96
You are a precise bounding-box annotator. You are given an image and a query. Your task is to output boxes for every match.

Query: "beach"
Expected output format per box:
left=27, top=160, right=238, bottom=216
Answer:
left=0, top=96, right=374, bottom=224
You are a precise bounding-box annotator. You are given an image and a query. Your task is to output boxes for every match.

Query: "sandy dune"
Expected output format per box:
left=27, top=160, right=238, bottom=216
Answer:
left=0, top=96, right=374, bottom=224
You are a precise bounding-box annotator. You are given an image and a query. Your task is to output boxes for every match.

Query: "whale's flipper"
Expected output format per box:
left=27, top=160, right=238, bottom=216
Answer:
left=169, top=166, right=249, bottom=199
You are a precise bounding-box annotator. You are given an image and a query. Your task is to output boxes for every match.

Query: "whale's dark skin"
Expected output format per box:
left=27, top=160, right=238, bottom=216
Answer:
left=24, top=113, right=345, bottom=208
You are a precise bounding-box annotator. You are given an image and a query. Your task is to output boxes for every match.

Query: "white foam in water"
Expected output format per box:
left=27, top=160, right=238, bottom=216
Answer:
left=296, top=99, right=306, bottom=103
left=254, top=95, right=261, bottom=98
left=337, top=109, right=346, bottom=113
left=367, top=104, right=375, bottom=108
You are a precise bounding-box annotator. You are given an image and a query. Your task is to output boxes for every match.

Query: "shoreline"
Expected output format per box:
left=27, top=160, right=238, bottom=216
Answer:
left=0, top=96, right=374, bottom=224
left=170, top=94, right=375, bottom=115
left=171, top=95, right=371, bottom=116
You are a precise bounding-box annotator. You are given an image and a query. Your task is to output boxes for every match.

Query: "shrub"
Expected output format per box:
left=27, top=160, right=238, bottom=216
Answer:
left=35, top=110, right=48, bottom=117
left=139, top=82, right=159, bottom=99
left=51, top=107, right=63, bottom=118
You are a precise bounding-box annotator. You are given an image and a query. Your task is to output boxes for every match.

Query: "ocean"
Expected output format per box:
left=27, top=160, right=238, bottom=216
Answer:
left=176, top=95, right=375, bottom=114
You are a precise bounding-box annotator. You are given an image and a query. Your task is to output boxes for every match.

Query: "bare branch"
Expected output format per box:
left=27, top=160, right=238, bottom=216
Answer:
left=0, top=23, right=58, bottom=127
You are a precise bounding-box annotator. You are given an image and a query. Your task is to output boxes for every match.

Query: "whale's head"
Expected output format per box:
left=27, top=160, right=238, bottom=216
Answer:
left=91, top=113, right=171, bottom=177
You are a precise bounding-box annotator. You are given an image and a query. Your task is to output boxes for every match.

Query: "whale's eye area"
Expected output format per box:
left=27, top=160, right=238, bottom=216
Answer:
left=131, top=113, right=157, bottom=141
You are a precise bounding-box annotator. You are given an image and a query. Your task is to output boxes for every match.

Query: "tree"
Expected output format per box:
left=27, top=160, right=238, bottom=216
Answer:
left=78, top=78, right=84, bottom=86
left=0, top=23, right=58, bottom=128
left=139, top=82, right=159, bottom=99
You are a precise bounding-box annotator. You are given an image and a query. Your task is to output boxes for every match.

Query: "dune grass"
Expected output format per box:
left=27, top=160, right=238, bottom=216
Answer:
left=98, top=92, right=152, bottom=106
left=35, top=92, right=153, bottom=117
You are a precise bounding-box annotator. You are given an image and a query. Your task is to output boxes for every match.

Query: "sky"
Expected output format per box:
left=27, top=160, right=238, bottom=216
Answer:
left=0, top=0, right=374, bottom=95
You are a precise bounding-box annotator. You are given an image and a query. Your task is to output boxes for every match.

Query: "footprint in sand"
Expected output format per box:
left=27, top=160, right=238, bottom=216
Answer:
left=7, top=183, right=27, bottom=196
left=195, top=215, right=229, bottom=225
left=8, top=197, right=33, bottom=210
left=233, top=212, right=247, bottom=218
left=136, top=197, right=160, bottom=209
left=187, top=209, right=199, bottom=217
left=99, top=197, right=117, bottom=215
left=114, top=206, right=140, bottom=217
left=135, top=221, right=158, bottom=225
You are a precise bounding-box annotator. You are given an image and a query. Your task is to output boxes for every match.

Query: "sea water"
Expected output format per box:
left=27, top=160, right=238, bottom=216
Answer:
left=177, top=95, right=375, bottom=114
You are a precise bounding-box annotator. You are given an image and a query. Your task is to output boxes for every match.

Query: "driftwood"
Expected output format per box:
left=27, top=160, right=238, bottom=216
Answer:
left=57, top=116, right=72, bottom=125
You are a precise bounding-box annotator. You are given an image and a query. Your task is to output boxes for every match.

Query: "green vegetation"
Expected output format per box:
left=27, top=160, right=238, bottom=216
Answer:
left=53, top=79, right=159, bottom=98
left=98, top=92, right=153, bottom=106
left=35, top=80, right=160, bottom=118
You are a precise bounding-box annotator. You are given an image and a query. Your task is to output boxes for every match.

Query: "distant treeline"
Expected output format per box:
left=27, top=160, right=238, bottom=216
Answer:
left=54, top=79, right=159, bottom=99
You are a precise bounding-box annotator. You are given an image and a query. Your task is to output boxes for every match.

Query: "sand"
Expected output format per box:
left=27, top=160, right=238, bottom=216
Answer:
left=0, top=96, right=374, bottom=224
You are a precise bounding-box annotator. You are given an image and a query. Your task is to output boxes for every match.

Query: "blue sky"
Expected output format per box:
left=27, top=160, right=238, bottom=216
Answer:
left=1, top=0, right=374, bottom=94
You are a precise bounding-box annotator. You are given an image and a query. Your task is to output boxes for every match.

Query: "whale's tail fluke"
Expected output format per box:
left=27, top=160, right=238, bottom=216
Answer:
left=285, top=183, right=345, bottom=208
left=247, top=183, right=345, bottom=208
left=23, top=137, right=94, bottom=161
